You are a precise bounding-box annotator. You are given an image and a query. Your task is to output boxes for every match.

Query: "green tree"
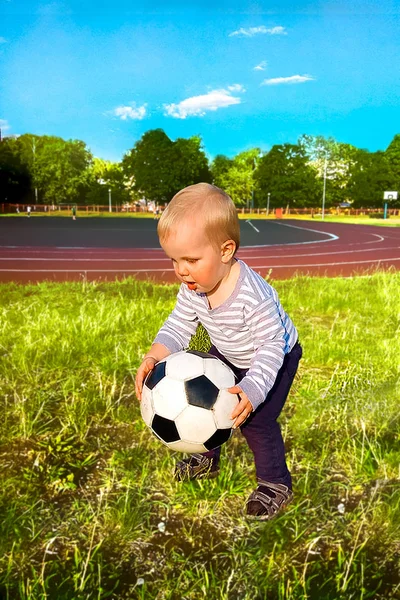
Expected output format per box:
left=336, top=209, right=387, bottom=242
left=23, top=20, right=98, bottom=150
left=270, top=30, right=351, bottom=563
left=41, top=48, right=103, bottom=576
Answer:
left=211, top=154, right=233, bottom=189
left=299, top=134, right=359, bottom=205
left=254, top=144, right=320, bottom=208
left=122, top=129, right=211, bottom=203
left=348, top=150, right=395, bottom=208
left=0, top=137, right=31, bottom=203
left=16, top=135, right=93, bottom=204
left=211, top=149, right=260, bottom=207
left=174, top=135, right=212, bottom=188
left=385, top=134, right=400, bottom=199
left=36, top=137, right=92, bottom=204
left=85, top=158, right=131, bottom=206
left=122, top=130, right=176, bottom=203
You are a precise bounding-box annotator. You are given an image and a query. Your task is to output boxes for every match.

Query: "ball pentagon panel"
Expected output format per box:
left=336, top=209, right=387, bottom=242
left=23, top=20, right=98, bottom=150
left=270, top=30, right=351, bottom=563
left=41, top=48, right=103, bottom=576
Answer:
left=152, top=414, right=180, bottom=444
left=165, top=351, right=204, bottom=381
left=184, top=375, right=220, bottom=410
left=144, top=360, right=167, bottom=390
left=175, top=405, right=217, bottom=444
left=204, top=427, right=232, bottom=451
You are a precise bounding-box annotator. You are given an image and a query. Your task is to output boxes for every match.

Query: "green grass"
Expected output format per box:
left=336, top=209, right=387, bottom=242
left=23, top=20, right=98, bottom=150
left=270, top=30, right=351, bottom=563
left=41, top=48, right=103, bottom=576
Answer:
left=2, top=211, right=400, bottom=226
left=0, top=211, right=158, bottom=218
left=276, top=214, right=400, bottom=227
left=0, top=273, right=399, bottom=599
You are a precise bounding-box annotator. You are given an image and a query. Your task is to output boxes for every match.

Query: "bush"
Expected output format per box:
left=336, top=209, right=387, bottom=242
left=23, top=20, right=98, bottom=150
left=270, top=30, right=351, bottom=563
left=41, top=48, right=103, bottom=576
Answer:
left=369, top=213, right=388, bottom=219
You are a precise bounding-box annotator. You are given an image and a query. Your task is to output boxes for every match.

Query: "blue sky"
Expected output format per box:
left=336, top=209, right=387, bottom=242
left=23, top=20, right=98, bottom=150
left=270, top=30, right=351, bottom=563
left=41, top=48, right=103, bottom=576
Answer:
left=1, top=0, right=399, bottom=162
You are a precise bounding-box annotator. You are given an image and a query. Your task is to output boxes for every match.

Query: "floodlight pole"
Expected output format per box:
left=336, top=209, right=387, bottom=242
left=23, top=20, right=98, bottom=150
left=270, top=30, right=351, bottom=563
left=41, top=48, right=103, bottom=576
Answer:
left=32, top=137, right=38, bottom=204
left=251, top=157, right=257, bottom=210
left=322, top=157, right=327, bottom=220
left=108, top=188, right=112, bottom=213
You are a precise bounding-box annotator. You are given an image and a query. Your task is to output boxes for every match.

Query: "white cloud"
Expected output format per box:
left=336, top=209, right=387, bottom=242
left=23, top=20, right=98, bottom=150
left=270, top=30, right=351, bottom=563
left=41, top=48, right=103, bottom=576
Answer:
left=164, top=87, right=243, bottom=119
left=112, top=102, right=147, bottom=120
left=253, top=61, right=267, bottom=71
left=229, top=25, right=287, bottom=37
left=261, top=74, right=315, bottom=85
left=267, top=26, right=287, bottom=35
left=0, top=37, right=7, bottom=44
left=227, top=83, right=246, bottom=92
left=0, top=119, right=10, bottom=131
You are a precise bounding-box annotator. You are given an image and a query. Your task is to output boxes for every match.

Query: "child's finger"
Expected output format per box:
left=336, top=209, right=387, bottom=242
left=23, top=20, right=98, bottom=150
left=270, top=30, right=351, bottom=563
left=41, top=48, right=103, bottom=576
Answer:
left=232, top=409, right=251, bottom=429
left=231, top=402, right=245, bottom=420
left=227, top=385, right=242, bottom=395
left=135, top=368, right=146, bottom=400
left=135, top=378, right=142, bottom=401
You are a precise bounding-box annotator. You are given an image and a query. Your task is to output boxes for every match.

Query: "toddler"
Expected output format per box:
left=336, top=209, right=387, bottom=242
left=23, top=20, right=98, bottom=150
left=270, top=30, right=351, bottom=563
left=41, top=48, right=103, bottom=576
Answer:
left=136, top=183, right=302, bottom=520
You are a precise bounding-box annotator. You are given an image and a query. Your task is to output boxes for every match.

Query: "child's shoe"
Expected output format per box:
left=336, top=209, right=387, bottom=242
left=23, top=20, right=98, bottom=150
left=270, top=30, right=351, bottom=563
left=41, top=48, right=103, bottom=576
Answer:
left=174, top=453, right=220, bottom=482
left=246, top=480, right=293, bottom=521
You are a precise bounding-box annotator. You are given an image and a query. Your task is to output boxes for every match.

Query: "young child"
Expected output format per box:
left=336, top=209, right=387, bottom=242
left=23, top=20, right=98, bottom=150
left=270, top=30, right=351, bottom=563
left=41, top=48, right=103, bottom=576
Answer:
left=135, top=183, right=302, bottom=521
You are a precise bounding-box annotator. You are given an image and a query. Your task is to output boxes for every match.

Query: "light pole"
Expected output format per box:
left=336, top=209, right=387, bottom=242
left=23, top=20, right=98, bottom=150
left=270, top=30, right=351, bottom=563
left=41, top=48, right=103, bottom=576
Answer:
left=267, top=192, right=270, bottom=216
left=322, top=157, right=327, bottom=220
left=31, top=137, right=38, bottom=204
left=108, top=188, right=112, bottom=213
left=250, top=156, right=258, bottom=211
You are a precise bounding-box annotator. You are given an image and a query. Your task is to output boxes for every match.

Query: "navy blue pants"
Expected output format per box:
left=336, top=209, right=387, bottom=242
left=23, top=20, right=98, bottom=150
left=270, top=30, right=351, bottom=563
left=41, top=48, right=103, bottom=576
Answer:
left=204, top=342, right=302, bottom=489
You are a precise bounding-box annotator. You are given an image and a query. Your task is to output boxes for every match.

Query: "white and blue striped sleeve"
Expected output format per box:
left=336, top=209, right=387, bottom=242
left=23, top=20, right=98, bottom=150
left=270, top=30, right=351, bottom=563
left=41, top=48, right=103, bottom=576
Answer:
left=153, top=285, right=199, bottom=353
left=238, top=299, right=288, bottom=410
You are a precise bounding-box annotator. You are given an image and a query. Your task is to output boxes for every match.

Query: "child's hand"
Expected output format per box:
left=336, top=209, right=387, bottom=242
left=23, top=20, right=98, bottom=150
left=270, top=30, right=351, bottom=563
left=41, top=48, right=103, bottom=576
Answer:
left=228, top=386, right=253, bottom=429
left=135, top=356, right=157, bottom=401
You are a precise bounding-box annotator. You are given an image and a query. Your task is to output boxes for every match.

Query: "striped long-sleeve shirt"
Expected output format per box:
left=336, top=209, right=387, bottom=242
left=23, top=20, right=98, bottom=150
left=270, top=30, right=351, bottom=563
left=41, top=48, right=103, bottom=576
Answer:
left=154, top=260, right=298, bottom=410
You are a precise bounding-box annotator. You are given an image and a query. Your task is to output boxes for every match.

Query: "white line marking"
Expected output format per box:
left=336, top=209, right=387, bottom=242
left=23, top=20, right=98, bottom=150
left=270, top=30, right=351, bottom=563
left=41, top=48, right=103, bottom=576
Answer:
left=1, top=257, right=400, bottom=273
left=1, top=246, right=398, bottom=262
left=274, top=221, right=339, bottom=241
left=246, top=220, right=260, bottom=233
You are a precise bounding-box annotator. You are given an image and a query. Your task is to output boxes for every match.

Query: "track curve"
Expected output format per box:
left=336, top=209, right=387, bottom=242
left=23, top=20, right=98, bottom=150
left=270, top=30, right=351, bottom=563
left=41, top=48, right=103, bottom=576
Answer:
left=0, top=219, right=399, bottom=283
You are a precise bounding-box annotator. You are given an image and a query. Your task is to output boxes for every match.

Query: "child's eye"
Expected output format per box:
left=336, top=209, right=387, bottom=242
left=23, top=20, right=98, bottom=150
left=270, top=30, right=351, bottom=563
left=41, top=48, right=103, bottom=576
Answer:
left=187, top=259, right=198, bottom=264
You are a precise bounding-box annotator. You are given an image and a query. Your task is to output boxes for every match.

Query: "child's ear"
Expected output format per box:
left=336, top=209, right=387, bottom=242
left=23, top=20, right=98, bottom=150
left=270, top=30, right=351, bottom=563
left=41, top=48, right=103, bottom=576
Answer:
left=220, top=240, right=236, bottom=262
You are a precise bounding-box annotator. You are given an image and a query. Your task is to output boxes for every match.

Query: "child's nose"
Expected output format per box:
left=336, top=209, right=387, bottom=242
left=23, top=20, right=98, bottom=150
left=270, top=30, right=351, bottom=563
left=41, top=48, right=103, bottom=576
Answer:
left=177, top=262, right=189, bottom=277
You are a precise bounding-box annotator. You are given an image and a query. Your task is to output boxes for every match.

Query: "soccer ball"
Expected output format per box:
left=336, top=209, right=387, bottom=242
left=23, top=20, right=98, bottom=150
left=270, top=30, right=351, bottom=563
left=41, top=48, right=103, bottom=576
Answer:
left=141, top=350, right=239, bottom=453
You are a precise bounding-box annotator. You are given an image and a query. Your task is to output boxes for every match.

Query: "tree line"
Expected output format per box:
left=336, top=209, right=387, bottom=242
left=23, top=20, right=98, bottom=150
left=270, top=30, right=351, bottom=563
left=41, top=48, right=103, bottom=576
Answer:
left=1, top=129, right=399, bottom=209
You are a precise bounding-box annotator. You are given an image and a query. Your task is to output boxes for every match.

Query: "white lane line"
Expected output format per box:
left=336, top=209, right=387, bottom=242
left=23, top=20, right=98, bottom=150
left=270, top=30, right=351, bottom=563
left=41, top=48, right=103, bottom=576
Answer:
left=2, top=257, right=400, bottom=273
left=246, top=220, right=260, bottom=233
left=274, top=221, right=339, bottom=242
left=1, top=246, right=398, bottom=262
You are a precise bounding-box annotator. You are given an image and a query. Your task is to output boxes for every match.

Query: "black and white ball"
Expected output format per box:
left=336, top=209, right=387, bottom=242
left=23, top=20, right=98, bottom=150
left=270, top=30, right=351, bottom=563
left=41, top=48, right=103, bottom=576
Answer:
left=141, top=350, right=239, bottom=453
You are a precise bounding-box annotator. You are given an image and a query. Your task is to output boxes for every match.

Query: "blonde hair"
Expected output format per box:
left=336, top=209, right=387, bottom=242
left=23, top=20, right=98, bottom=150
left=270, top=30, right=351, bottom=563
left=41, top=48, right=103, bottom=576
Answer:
left=157, top=183, right=240, bottom=253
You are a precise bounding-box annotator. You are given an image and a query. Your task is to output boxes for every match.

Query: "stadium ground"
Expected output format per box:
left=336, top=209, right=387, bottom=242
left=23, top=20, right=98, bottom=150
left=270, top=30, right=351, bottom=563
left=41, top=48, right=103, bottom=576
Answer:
left=0, top=217, right=399, bottom=283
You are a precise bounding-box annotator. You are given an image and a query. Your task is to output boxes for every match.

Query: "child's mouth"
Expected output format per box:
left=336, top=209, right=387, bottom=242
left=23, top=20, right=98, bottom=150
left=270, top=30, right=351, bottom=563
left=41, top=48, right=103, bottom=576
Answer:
left=186, top=281, right=197, bottom=290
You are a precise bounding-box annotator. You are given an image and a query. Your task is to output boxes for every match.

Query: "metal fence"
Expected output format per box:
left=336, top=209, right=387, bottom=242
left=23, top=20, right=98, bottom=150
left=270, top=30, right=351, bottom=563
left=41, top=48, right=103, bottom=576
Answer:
left=1, top=203, right=399, bottom=217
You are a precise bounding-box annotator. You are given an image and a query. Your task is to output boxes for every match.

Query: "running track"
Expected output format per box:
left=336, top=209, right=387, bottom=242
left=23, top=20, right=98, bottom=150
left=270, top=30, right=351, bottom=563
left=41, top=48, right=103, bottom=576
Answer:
left=0, top=218, right=399, bottom=283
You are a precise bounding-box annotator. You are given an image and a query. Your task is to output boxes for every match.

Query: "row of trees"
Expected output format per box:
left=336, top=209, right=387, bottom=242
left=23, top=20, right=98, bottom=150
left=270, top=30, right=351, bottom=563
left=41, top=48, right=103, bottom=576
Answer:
left=1, top=129, right=399, bottom=208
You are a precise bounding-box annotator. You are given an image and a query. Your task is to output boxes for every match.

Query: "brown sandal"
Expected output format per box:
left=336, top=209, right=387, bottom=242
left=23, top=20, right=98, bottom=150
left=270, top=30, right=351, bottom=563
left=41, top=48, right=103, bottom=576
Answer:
left=246, top=480, right=293, bottom=521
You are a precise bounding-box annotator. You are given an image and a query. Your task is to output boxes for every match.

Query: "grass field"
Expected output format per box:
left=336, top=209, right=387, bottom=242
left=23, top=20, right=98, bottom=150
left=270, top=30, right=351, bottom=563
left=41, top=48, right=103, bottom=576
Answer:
left=2, top=211, right=400, bottom=227
left=0, top=273, right=399, bottom=599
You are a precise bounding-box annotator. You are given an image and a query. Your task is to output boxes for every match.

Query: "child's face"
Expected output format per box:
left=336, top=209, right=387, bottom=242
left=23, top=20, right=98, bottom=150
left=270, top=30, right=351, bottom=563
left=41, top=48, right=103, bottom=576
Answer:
left=161, top=221, right=234, bottom=295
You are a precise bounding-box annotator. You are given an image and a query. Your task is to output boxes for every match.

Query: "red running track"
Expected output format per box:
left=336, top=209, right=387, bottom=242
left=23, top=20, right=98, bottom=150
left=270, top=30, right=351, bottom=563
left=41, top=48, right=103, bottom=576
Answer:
left=1, top=220, right=400, bottom=283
